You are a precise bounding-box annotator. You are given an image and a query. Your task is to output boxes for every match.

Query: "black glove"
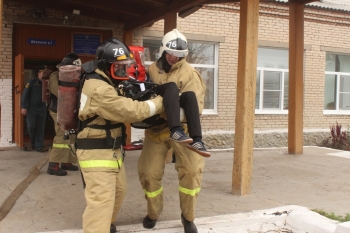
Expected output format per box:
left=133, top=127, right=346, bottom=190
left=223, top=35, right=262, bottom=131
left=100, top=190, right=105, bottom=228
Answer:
left=154, top=84, right=166, bottom=97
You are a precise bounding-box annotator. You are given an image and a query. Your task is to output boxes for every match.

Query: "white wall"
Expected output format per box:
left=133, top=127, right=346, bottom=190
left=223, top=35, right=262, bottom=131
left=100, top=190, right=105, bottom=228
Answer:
left=0, top=79, right=14, bottom=146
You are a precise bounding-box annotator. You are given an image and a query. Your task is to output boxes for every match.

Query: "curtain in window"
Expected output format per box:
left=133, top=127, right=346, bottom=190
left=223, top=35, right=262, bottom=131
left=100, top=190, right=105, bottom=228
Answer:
left=338, top=55, right=350, bottom=72
left=195, top=67, right=214, bottom=109
left=324, top=74, right=336, bottom=109
left=325, top=54, right=336, bottom=72
left=339, top=75, right=350, bottom=110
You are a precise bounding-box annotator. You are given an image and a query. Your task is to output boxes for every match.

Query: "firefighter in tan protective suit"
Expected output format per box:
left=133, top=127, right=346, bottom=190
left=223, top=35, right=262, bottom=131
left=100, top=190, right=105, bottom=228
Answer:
left=76, top=38, right=164, bottom=233
left=138, top=29, right=206, bottom=233
left=47, top=53, right=81, bottom=176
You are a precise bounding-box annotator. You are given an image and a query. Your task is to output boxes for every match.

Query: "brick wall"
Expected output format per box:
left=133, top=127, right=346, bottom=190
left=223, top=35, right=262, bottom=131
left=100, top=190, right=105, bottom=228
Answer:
left=0, top=1, right=15, bottom=146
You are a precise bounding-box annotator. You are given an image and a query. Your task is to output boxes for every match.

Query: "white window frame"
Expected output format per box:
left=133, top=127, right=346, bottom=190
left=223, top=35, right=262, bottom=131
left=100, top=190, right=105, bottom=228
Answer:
left=143, top=36, right=219, bottom=115
left=323, top=71, right=350, bottom=115
left=255, top=67, right=289, bottom=115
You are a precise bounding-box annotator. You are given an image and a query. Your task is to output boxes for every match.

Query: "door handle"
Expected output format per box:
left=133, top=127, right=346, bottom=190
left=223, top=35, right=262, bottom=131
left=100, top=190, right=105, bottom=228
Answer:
left=15, top=85, right=20, bottom=94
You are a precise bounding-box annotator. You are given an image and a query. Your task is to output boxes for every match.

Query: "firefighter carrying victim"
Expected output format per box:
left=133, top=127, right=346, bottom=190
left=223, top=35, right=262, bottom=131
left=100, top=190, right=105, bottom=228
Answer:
left=137, top=28, right=207, bottom=233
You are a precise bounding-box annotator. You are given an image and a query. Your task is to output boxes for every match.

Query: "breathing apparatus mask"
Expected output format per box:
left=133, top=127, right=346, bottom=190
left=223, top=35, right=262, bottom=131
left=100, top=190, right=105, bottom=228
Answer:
left=110, top=61, right=135, bottom=80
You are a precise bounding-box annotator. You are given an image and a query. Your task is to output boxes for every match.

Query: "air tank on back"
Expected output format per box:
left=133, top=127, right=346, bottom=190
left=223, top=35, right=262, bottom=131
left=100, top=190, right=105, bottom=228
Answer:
left=57, top=65, right=81, bottom=131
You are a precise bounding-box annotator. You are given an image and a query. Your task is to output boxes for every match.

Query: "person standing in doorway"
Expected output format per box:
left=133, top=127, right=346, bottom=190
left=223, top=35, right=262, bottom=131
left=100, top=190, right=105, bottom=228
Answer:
left=21, top=66, right=48, bottom=152
left=46, top=53, right=81, bottom=176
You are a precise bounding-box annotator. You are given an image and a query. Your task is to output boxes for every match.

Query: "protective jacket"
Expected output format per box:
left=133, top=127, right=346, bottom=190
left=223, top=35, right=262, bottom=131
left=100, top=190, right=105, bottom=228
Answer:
left=138, top=57, right=206, bottom=222
left=77, top=67, right=164, bottom=233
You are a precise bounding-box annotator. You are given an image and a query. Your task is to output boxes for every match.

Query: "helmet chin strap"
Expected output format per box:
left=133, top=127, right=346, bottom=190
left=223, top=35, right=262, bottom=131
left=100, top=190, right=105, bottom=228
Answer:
left=105, top=70, right=121, bottom=86
left=93, top=68, right=115, bottom=87
left=161, top=52, right=172, bottom=73
left=111, top=79, right=122, bottom=86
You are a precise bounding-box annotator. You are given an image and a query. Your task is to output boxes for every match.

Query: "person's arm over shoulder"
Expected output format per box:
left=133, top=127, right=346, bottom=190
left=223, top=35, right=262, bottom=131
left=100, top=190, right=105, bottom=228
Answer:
left=83, top=84, right=164, bottom=123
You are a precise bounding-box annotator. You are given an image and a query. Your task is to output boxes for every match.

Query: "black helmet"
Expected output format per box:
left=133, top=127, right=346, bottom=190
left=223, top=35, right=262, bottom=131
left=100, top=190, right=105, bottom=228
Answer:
left=96, top=38, right=135, bottom=81
left=56, top=53, right=81, bottom=68
left=35, top=65, right=46, bottom=74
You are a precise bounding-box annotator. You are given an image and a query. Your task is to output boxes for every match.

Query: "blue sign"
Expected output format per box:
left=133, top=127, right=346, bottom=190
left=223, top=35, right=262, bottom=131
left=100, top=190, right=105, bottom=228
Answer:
left=73, top=34, right=101, bottom=55
left=27, top=38, right=56, bottom=46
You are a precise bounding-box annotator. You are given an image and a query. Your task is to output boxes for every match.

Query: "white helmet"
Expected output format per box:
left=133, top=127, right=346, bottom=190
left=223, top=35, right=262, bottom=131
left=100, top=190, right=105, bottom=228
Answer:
left=158, top=29, right=188, bottom=58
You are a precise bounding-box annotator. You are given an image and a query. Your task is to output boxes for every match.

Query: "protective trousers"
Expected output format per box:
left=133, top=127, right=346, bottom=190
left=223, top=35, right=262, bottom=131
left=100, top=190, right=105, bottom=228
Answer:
left=78, top=149, right=127, bottom=233
left=49, top=111, right=77, bottom=163
left=26, top=106, right=47, bottom=150
left=138, top=138, right=205, bottom=221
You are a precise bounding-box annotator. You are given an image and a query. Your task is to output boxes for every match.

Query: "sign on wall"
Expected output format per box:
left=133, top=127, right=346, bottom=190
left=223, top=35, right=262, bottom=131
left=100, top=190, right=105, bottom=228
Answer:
left=27, top=38, right=56, bottom=45
left=72, top=33, right=101, bottom=55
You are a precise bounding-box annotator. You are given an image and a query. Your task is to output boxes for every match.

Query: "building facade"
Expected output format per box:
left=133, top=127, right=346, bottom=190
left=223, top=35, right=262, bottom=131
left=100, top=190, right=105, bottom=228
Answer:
left=1, top=0, right=350, bottom=148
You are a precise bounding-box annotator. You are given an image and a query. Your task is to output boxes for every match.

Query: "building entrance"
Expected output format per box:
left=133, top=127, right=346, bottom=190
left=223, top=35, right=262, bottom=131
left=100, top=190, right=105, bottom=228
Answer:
left=21, top=60, right=60, bottom=150
left=12, top=24, right=112, bottom=149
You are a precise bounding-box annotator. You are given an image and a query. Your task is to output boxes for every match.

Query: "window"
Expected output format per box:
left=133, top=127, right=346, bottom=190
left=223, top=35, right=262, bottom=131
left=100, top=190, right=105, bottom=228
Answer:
left=143, top=38, right=218, bottom=114
left=255, top=47, right=289, bottom=114
left=324, top=53, right=350, bottom=113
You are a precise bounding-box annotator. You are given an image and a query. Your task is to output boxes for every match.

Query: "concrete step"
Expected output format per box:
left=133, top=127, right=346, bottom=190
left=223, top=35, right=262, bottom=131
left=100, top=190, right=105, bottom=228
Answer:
left=37, top=205, right=349, bottom=233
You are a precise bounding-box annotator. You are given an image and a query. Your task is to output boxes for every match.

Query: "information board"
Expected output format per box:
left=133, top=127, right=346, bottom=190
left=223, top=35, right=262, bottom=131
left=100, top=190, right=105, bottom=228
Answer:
left=72, top=33, right=101, bottom=55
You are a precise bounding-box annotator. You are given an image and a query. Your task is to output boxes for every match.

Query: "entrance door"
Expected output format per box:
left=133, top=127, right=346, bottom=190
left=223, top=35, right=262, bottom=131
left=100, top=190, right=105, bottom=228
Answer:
left=14, top=54, right=24, bottom=148
left=14, top=58, right=57, bottom=149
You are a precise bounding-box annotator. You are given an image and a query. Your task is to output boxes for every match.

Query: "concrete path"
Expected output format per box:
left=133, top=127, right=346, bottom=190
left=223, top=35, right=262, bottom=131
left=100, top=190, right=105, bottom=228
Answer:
left=0, top=146, right=350, bottom=233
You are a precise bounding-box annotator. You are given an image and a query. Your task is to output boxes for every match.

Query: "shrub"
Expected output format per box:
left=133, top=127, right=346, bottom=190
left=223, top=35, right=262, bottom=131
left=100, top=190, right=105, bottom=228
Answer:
left=319, top=122, right=349, bottom=150
left=329, top=122, right=349, bottom=150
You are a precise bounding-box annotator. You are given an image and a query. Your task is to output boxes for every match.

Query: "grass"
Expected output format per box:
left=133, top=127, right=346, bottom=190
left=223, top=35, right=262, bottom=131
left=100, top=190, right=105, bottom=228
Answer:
left=312, top=209, right=350, bottom=222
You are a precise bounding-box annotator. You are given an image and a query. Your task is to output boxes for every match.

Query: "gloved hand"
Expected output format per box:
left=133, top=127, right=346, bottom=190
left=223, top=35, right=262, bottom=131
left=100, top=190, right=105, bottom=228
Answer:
left=154, top=84, right=166, bottom=97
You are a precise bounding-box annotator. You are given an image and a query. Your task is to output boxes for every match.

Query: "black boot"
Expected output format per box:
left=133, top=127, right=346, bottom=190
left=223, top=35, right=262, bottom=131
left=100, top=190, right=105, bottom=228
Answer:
left=61, top=163, right=79, bottom=171
left=143, top=215, right=157, bottom=229
left=181, top=214, right=198, bottom=233
left=110, top=223, right=116, bottom=233
left=47, top=162, right=67, bottom=176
